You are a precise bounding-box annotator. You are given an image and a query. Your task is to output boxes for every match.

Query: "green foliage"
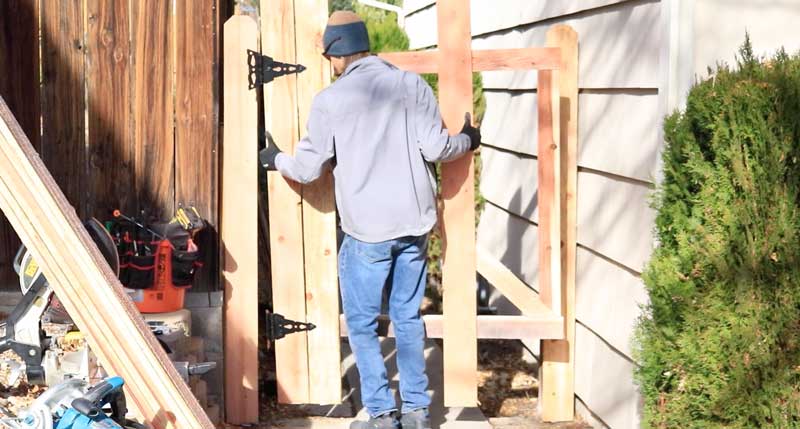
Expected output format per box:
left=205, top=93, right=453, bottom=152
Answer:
left=329, top=0, right=355, bottom=13
left=636, top=37, right=800, bottom=428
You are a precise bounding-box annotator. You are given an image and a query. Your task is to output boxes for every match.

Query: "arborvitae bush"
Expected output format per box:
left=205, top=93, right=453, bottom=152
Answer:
left=636, top=38, right=800, bottom=428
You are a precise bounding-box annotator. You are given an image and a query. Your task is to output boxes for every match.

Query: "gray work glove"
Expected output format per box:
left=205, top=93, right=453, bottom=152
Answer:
left=259, top=132, right=282, bottom=171
left=460, top=113, right=482, bottom=151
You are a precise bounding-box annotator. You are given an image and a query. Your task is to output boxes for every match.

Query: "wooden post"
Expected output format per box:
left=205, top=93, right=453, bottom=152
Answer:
left=0, top=97, right=213, bottom=429
left=535, top=68, right=561, bottom=315
left=437, top=0, right=478, bottom=407
left=262, top=0, right=312, bottom=404
left=540, top=25, right=578, bottom=422
left=295, top=0, right=342, bottom=405
left=222, top=14, right=260, bottom=424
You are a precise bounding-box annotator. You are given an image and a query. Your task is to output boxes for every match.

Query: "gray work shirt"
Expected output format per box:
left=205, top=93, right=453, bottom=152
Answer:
left=275, top=55, right=471, bottom=243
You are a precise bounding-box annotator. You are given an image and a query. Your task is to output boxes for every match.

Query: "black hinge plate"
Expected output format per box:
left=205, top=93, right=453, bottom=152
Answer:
left=248, top=49, right=306, bottom=89
left=266, top=312, right=316, bottom=341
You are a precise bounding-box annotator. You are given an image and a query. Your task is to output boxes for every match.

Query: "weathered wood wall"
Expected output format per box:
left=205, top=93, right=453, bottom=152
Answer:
left=0, top=0, right=226, bottom=292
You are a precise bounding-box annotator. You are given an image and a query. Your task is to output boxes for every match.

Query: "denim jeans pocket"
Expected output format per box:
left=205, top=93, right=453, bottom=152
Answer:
left=354, top=240, right=394, bottom=263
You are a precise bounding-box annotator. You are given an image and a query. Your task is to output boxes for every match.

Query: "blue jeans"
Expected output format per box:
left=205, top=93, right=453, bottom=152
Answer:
left=339, top=234, right=431, bottom=417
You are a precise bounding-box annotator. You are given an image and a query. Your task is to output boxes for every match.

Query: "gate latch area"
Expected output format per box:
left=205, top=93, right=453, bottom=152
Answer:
left=266, top=312, right=316, bottom=341
left=248, top=49, right=306, bottom=89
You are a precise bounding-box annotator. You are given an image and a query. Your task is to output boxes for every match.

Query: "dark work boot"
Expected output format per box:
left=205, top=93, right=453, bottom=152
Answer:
left=400, top=409, right=431, bottom=429
left=350, top=412, right=401, bottom=429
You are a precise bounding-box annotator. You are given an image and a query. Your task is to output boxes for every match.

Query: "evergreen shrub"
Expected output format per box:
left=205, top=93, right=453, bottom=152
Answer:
left=636, top=38, right=800, bottom=428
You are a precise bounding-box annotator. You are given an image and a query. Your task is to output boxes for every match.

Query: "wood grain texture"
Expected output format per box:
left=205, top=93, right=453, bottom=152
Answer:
left=437, top=0, right=478, bottom=407
left=535, top=69, right=561, bottom=315
left=86, top=0, right=135, bottom=216
left=40, top=0, right=85, bottom=214
left=132, top=0, right=174, bottom=219
left=378, top=47, right=561, bottom=75
left=176, top=0, right=219, bottom=293
left=378, top=51, right=438, bottom=73
left=340, top=314, right=563, bottom=340
left=261, top=0, right=311, bottom=405
left=0, top=0, right=40, bottom=287
left=0, top=97, right=213, bottom=429
left=541, top=25, right=577, bottom=423
left=472, top=48, right=561, bottom=71
left=221, top=15, right=260, bottom=424
left=294, top=0, right=342, bottom=405
left=176, top=0, right=216, bottom=219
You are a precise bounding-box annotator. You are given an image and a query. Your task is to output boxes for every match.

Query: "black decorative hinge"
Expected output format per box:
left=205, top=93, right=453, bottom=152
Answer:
left=266, top=312, right=316, bottom=341
left=248, top=49, right=306, bottom=89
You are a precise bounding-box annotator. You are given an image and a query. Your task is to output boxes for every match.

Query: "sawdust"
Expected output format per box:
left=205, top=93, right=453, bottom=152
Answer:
left=0, top=350, right=25, bottom=389
left=477, top=340, right=539, bottom=418
left=0, top=381, right=46, bottom=417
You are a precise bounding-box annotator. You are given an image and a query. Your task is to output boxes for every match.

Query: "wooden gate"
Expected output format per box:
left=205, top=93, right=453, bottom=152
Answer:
left=222, top=0, right=579, bottom=424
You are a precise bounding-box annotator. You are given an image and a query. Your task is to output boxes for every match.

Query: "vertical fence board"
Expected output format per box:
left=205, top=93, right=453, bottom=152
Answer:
left=132, top=0, right=174, bottom=219
left=41, top=0, right=86, bottom=214
left=176, top=0, right=219, bottom=291
left=221, top=15, right=260, bottom=425
left=262, top=0, right=312, bottom=405
left=86, top=0, right=134, bottom=217
left=0, top=0, right=40, bottom=287
left=295, top=0, right=341, bottom=405
left=437, top=0, right=479, bottom=407
left=541, top=25, right=578, bottom=422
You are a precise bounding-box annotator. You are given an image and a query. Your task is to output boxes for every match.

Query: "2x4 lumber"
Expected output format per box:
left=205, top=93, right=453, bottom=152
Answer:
left=86, top=0, right=135, bottom=215
left=262, top=0, right=312, bottom=405
left=0, top=98, right=213, bottom=429
left=378, top=51, right=438, bottom=73
left=437, top=0, right=478, bottom=407
left=534, top=68, right=561, bottom=316
left=132, top=0, right=174, bottom=218
left=221, top=15, right=260, bottom=424
left=378, top=47, right=562, bottom=74
left=540, top=25, right=578, bottom=423
left=295, top=0, right=342, bottom=405
left=475, top=246, right=553, bottom=317
left=339, top=315, right=564, bottom=340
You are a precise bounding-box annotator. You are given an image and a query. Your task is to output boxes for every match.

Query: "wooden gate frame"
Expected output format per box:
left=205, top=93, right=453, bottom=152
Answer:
left=372, top=2, right=579, bottom=419
left=223, top=0, right=579, bottom=423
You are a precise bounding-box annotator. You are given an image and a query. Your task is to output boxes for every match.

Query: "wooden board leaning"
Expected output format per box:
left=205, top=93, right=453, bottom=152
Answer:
left=0, top=96, right=213, bottom=429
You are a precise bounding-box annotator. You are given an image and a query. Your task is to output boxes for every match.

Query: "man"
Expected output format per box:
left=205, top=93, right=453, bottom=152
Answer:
left=260, top=11, right=480, bottom=429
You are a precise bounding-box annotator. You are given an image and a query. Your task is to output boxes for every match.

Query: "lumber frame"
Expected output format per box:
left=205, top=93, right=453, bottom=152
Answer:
left=383, top=26, right=571, bottom=411
left=378, top=47, right=561, bottom=74
left=222, top=15, right=260, bottom=424
left=540, top=25, right=579, bottom=422
left=0, top=98, right=213, bottom=428
left=339, top=315, right=564, bottom=340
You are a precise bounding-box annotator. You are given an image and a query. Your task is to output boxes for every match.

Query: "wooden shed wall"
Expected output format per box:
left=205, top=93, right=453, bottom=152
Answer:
left=0, top=0, right=225, bottom=292
left=404, top=1, right=661, bottom=427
